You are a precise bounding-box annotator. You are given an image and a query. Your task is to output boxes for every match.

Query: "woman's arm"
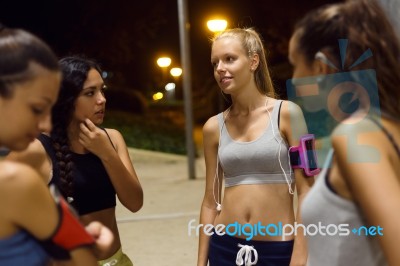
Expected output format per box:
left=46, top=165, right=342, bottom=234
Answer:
left=78, top=119, right=143, bottom=212
left=280, top=101, right=314, bottom=266
left=332, top=120, right=400, bottom=265
left=51, top=221, right=114, bottom=266
left=198, top=116, right=222, bottom=266
left=0, top=162, right=99, bottom=265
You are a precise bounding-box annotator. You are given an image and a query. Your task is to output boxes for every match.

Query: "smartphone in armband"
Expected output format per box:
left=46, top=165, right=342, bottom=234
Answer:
left=289, top=134, right=320, bottom=177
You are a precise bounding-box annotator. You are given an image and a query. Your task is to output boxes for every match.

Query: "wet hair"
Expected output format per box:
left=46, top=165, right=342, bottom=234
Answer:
left=50, top=55, right=102, bottom=200
left=0, top=24, right=59, bottom=98
left=211, top=28, right=276, bottom=98
left=293, top=0, right=400, bottom=117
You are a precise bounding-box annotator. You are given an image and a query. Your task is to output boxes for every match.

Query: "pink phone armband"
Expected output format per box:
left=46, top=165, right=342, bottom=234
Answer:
left=289, top=134, right=320, bottom=176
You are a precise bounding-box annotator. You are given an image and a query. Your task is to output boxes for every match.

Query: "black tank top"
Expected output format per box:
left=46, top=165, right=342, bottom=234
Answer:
left=38, top=133, right=116, bottom=215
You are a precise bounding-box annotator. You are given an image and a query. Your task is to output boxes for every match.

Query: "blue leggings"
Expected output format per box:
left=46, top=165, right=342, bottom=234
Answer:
left=208, top=233, right=294, bottom=266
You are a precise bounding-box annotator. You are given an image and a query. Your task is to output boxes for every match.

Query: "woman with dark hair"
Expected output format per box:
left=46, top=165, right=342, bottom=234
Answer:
left=0, top=25, right=113, bottom=265
left=288, top=0, right=400, bottom=265
left=8, top=55, right=143, bottom=266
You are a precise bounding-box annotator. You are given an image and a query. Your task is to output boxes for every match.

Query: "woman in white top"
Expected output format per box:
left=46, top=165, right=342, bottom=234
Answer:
left=288, top=0, right=400, bottom=265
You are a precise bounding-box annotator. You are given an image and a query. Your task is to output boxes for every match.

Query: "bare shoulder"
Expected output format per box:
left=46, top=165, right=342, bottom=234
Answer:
left=279, top=100, right=304, bottom=121
left=332, top=115, right=379, bottom=138
left=331, top=116, right=392, bottom=161
left=0, top=161, right=43, bottom=198
left=278, top=100, right=307, bottom=143
left=203, top=114, right=220, bottom=138
left=6, top=139, right=48, bottom=168
left=0, top=162, right=39, bottom=223
left=202, top=114, right=221, bottom=149
left=104, top=128, right=123, bottom=139
left=103, top=128, right=126, bottom=149
left=0, top=161, right=59, bottom=237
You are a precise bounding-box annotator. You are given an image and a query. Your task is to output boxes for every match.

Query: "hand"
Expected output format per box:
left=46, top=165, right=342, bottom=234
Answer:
left=85, top=221, right=114, bottom=259
left=79, top=119, right=114, bottom=158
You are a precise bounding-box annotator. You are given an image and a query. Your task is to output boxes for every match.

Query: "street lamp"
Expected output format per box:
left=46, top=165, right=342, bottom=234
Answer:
left=170, top=67, right=182, bottom=77
left=152, top=92, right=164, bottom=101
left=156, top=56, right=172, bottom=91
left=156, top=57, right=172, bottom=68
left=207, top=19, right=228, bottom=33
left=165, top=82, right=176, bottom=101
left=169, top=67, right=182, bottom=101
left=207, top=19, right=227, bottom=113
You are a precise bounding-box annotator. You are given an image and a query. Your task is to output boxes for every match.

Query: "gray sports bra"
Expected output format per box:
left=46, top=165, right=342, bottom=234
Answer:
left=217, top=100, right=294, bottom=187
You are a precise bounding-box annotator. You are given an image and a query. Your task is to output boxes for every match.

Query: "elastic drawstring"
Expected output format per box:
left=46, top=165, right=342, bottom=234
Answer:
left=236, top=244, right=258, bottom=266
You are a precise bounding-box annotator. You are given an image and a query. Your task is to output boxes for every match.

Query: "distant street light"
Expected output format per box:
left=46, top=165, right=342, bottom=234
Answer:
left=170, top=67, right=182, bottom=77
left=207, top=19, right=228, bottom=33
left=165, top=83, right=176, bottom=91
left=165, top=82, right=176, bottom=101
left=169, top=67, right=182, bottom=101
left=152, top=92, right=164, bottom=101
left=156, top=57, right=172, bottom=68
left=156, top=56, right=172, bottom=90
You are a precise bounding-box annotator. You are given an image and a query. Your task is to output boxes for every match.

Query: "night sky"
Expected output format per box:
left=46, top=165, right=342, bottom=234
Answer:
left=0, top=0, right=340, bottom=100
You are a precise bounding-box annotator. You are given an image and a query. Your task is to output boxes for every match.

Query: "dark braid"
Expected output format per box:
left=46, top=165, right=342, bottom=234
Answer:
left=50, top=55, right=102, bottom=201
left=51, top=128, right=74, bottom=200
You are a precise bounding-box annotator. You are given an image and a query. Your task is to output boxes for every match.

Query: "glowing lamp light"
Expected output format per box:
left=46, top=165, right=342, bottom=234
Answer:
left=170, top=67, right=182, bottom=77
left=207, top=19, right=228, bottom=32
left=165, top=83, right=176, bottom=91
left=157, top=57, right=172, bottom=68
left=152, top=92, right=164, bottom=101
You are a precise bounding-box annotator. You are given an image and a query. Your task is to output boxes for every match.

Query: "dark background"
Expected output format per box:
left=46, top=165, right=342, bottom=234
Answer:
left=11, top=0, right=400, bottom=155
left=0, top=1, right=340, bottom=91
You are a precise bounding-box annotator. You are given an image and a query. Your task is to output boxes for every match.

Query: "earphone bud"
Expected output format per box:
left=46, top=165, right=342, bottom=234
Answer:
left=315, top=51, right=338, bottom=71
left=216, top=203, right=222, bottom=211
left=314, top=51, right=327, bottom=61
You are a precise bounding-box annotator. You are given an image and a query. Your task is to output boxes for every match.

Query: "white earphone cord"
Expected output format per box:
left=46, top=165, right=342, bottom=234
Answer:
left=265, top=100, right=294, bottom=195
left=213, top=107, right=231, bottom=211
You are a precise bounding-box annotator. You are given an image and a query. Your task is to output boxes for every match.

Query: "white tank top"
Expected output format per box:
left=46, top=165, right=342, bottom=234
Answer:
left=301, top=149, right=387, bottom=266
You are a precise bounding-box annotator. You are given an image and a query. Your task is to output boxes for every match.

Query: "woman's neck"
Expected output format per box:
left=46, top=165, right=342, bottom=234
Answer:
left=230, top=95, right=269, bottom=115
left=67, top=122, right=86, bottom=153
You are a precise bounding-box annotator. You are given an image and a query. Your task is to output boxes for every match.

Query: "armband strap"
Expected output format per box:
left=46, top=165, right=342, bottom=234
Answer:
left=52, top=192, right=95, bottom=249
left=289, top=134, right=321, bottom=177
left=44, top=185, right=95, bottom=251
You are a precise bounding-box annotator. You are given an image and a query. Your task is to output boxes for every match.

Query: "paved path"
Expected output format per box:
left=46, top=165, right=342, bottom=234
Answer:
left=116, top=148, right=206, bottom=265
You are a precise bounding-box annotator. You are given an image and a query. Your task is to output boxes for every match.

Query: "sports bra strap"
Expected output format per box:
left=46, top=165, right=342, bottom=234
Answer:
left=271, top=100, right=283, bottom=130
left=368, top=116, right=400, bottom=157
left=100, top=128, right=116, bottom=151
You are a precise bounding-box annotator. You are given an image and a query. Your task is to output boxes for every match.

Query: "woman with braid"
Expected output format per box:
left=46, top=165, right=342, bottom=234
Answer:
left=8, top=55, right=143, bottom=266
